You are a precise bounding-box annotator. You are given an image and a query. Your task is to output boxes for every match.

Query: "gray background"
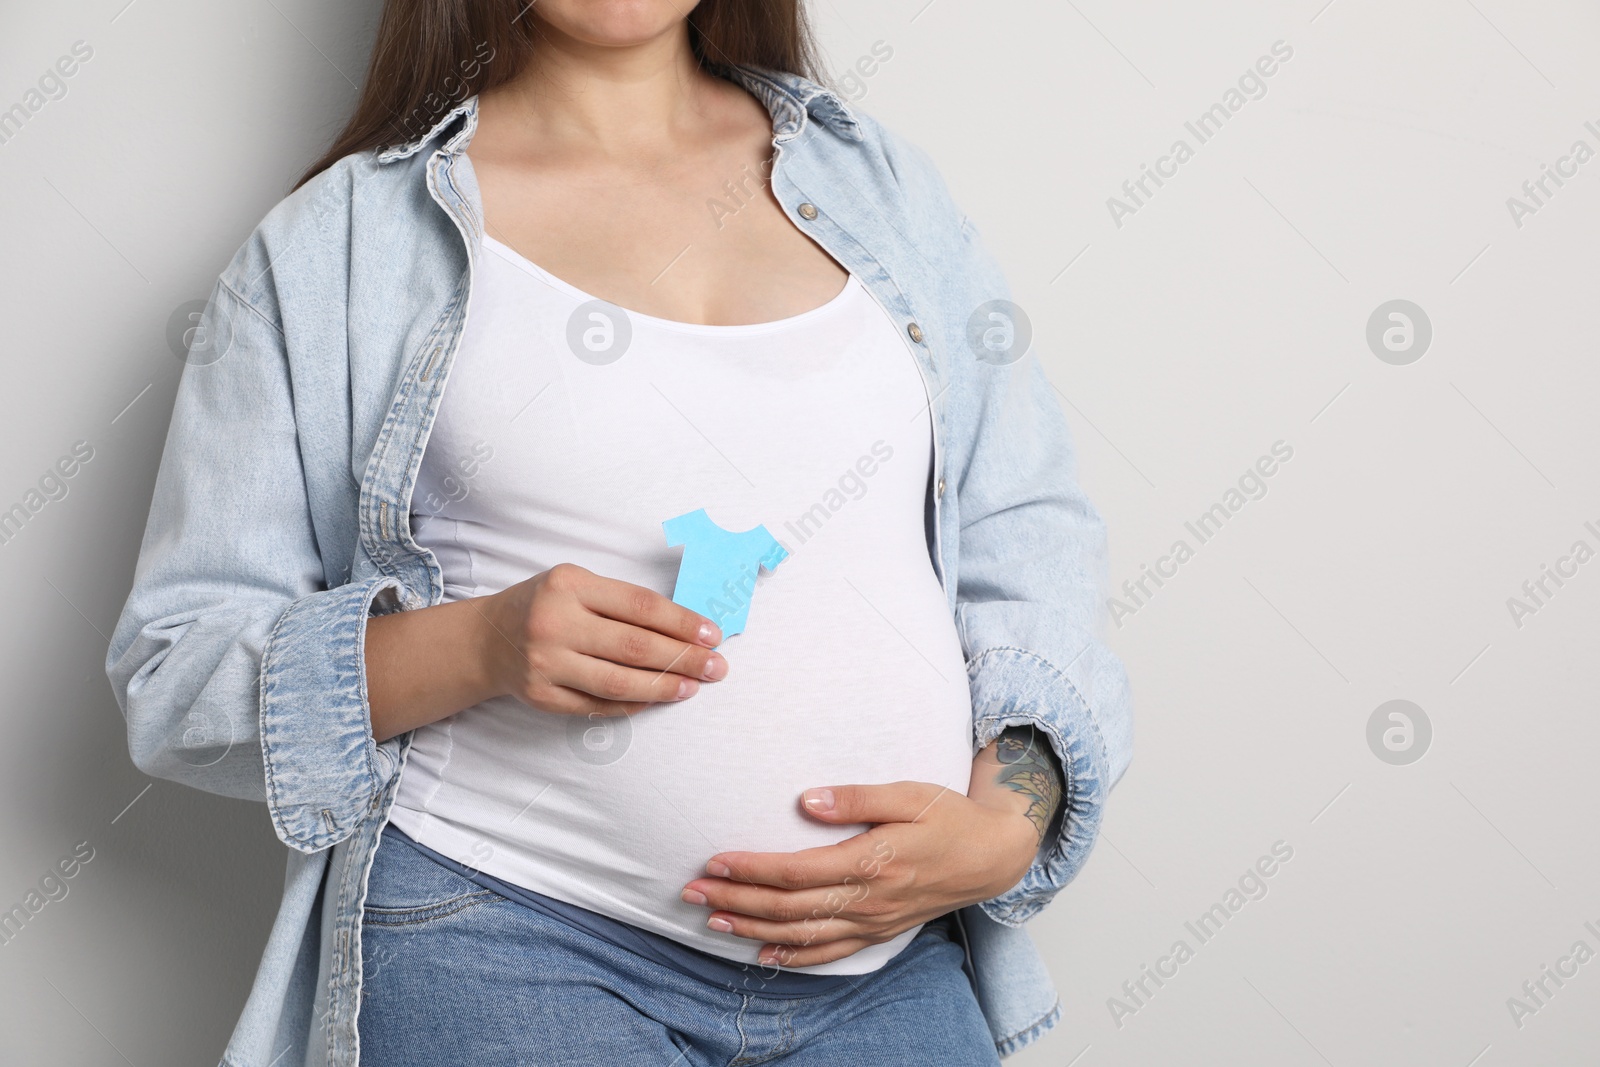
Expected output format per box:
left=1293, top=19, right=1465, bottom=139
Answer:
left=2, top=0, right=1596, bottom=1064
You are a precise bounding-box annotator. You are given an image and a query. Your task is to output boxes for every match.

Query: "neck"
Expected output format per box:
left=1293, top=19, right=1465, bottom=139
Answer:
left=486, top=18, right=717, bottom=157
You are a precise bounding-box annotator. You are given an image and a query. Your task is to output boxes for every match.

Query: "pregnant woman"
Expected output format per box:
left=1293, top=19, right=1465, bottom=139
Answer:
left=106, top=1, right=1132, bottom=1064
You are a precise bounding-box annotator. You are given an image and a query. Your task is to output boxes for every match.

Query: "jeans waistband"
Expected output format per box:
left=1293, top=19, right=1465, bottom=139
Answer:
left=380, top=822, right=868, bottom=997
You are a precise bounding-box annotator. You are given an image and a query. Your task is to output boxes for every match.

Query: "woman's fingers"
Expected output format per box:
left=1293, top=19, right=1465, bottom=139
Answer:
left=570, top=568, right=721, bottom=647
left=495, top=564, right=727, bottom=714
left=551, top=648, right=705, bottom=707
left=684, top=878, right=879, bottom=924
left=755, top=938, right=875, bottom=968
left=706, top=910, right=867, bottom=949
left=797, top=781, right=952, bottom=825
left=575, top=616, right=726, bottom=683
left=705, top=835, right=893, bottom=891
left=681, top=834, right=910, bottom=950
left=522, top=681, right=652, bottom=719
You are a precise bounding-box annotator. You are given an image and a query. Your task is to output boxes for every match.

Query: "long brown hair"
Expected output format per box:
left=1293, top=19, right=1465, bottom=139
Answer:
left=294, top=0, right=823, bottom=190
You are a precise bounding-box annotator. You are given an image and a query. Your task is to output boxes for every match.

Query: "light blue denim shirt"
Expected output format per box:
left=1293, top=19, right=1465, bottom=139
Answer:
left=105, top=65, right=1132, bottom=1065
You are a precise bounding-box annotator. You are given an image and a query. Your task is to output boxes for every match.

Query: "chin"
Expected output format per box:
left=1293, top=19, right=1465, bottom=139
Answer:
left=536, top=0, right=699, bottom=47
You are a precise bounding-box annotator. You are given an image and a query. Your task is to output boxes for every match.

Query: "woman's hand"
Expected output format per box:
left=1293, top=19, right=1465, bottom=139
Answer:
left=366, top=562, right=725, bottom=741
left=477, top=562, right=727, bottom=716
left=680, top=728, right=1065, bottom=967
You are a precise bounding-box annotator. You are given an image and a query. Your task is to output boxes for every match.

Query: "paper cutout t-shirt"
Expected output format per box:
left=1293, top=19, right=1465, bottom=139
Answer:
left=389, top=232, right=974, bottom=977
left=662, top=508, right=788, bottom=645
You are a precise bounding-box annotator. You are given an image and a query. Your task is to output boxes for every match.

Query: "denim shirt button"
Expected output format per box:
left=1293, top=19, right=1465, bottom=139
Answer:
left=937, top=476, right=946, bottom=499
left=907, top=322, right=924, bottom=344
left=797, top=202, right=818, bottom=220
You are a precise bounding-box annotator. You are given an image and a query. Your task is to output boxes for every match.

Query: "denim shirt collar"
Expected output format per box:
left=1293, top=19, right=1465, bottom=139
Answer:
left=375, top=63, right=862, bottom=168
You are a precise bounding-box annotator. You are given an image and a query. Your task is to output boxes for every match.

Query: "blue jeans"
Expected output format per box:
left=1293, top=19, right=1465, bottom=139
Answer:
left=357, top=825, right=1001, bottom=1066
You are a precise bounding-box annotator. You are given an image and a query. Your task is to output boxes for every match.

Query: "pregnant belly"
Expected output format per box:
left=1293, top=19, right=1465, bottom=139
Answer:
left=389, top=573, right=975, bottom=974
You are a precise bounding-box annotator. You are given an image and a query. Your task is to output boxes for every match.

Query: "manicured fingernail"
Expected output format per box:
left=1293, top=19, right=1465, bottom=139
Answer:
left=706, top=860, right=731, bottom=877
left=707, top=916, right=734, bottom=932
left=802, top=788, right=834, bottom=813
left=698, top=622, right=721, bottom=646
left=675, top=678, right=698, bottom=700
left=680, top=888, right=708, bottom=906
left=758, top=952, right=782, bottom=966
left=701, top=655, right=726, bottom=681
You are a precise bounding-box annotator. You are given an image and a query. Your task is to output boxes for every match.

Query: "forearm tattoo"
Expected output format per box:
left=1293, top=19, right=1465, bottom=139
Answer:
left=994, top=726, right=1065, bottom=843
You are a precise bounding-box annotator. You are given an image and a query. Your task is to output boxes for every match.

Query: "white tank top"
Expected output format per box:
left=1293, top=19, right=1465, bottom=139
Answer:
left=388, top=233, right=974, bottom=974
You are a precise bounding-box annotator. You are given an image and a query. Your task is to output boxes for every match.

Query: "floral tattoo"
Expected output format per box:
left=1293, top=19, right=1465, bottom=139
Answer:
left=994, top=726, right=1064, bottom=843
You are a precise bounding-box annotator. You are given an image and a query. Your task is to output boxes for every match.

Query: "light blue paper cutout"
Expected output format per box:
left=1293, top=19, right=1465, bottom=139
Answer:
left=662, top=508, right=788, bottom=647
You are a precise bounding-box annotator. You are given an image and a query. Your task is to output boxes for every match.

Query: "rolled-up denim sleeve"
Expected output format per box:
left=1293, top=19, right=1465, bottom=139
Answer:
left=968, top=642, right=1126, bottom=926
left=105, top=270, right=399, bottom=855
left=948, top=223, right=1135, bottom=927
